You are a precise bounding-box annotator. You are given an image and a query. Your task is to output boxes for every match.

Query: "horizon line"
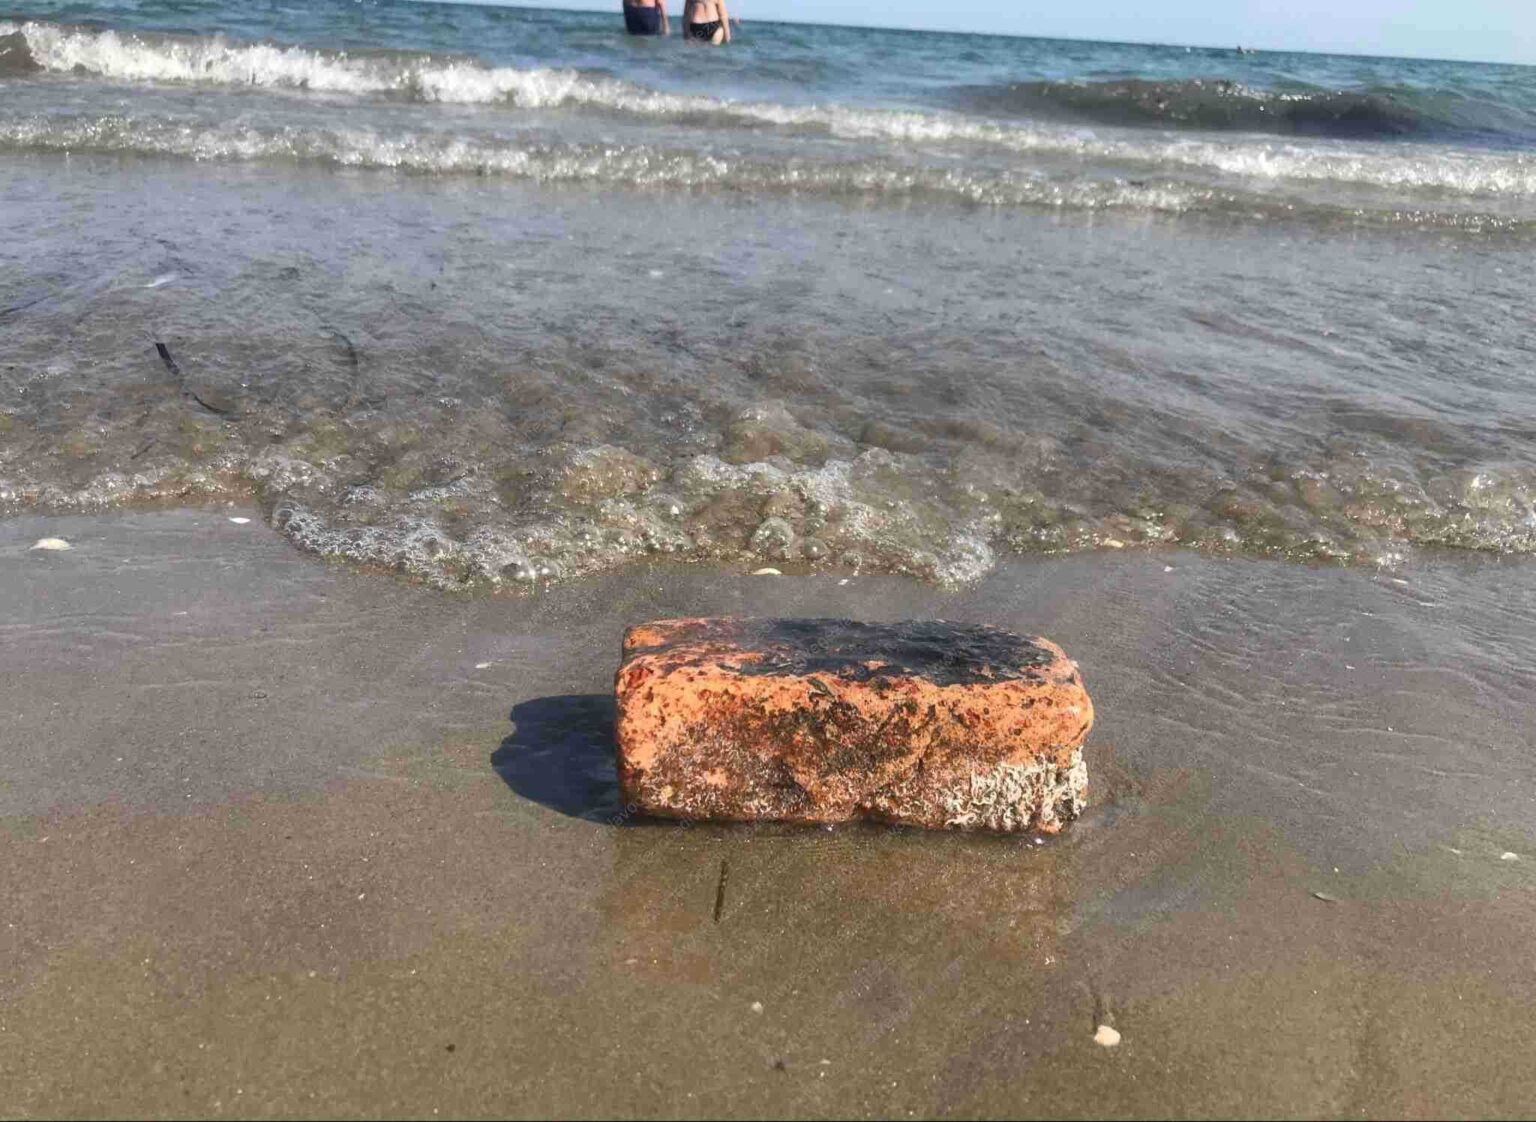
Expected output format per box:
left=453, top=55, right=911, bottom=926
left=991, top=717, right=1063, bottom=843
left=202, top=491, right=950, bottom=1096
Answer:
left=402, top=0, right=1532, bottom=67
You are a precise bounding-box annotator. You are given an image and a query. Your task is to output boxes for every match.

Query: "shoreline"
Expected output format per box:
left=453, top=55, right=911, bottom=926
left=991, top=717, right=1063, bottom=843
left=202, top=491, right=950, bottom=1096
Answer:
left=5, top=508, right=1536, bottom=1117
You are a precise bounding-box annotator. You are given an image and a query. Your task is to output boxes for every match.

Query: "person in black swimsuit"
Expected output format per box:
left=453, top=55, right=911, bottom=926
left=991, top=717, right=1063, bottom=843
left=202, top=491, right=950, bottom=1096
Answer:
left=682, top=0, right=731, bottom=44
left=622, top=0, right=668, bottom=37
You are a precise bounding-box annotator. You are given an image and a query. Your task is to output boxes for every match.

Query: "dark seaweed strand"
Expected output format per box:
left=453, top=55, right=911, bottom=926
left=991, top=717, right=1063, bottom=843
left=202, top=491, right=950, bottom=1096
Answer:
left=712, top=858, right=729, bottom=923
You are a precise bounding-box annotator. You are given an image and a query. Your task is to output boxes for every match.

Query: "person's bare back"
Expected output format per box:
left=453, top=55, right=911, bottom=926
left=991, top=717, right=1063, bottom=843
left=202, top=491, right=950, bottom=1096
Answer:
left=683, top=0, right=730, bottom=44
left=621, top=0, right=668, bottom=37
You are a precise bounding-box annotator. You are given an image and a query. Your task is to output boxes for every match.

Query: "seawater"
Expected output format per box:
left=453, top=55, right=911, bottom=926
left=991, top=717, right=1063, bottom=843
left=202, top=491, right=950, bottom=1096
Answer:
left=2, top=1, right=1534, bottom=587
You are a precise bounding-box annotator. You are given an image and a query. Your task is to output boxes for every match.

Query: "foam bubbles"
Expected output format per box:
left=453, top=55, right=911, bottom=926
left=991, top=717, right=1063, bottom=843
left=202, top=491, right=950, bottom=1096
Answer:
left=6, top=18, right=1534, bottom=219
left=19, top=418, right=1526, bottom=592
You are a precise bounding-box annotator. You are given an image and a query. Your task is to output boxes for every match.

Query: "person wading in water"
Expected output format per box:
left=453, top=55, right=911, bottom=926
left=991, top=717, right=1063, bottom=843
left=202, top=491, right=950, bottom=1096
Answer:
left=621, top=0, right=669, bottom=37
left=682, top=0, right=732, bottom=44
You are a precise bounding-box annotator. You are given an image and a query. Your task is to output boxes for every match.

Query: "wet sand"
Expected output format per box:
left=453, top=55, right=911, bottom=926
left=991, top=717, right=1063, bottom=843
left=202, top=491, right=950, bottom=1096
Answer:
left=5, top=509, right=1536, bottom=1118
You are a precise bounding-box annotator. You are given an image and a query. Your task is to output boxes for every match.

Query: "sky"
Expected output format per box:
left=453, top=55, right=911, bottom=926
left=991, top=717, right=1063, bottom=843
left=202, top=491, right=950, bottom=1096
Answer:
left=453, top=1, right=1535, bottom=64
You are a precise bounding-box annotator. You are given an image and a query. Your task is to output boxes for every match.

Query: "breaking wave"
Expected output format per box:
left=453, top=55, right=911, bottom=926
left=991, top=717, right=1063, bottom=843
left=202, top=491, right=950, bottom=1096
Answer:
left=1, top=110, right=1531, bottom=229
left=3, top=19, right=1535, bottom=214
left=0, top=112, right=1225, bottom=212
left=1, top=18, right=703, bottom=106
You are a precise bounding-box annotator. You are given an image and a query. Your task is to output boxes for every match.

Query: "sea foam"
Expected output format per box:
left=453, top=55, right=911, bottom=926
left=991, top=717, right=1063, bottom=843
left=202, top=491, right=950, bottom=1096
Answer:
left=6, top=19, right=1535, bottom=205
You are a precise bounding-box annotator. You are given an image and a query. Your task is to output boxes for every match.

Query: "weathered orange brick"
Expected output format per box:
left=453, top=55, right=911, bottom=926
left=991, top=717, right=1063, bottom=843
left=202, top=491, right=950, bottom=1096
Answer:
left=615, top=618, right=1092, bottom=833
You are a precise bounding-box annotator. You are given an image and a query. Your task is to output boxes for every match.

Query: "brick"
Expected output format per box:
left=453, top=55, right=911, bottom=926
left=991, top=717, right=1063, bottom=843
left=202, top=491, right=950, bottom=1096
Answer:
left=614, top=618, right=1092, bottom=833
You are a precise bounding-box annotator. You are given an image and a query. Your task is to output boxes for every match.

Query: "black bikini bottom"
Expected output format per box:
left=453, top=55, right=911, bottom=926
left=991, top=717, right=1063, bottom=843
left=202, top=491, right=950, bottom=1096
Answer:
left=686, top=19, right=722, bottom=41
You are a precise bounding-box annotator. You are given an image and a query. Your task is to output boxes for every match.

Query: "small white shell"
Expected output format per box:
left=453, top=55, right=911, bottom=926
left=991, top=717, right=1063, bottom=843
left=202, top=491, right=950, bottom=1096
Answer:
left=30, top=538, right=72, bottom=551
left=1093, top=1024, right=1121, bottom=1047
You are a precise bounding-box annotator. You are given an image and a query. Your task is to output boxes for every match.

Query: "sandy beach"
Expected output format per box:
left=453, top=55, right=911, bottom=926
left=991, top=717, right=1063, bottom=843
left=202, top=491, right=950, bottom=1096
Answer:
left=5, top=508, right=1535, bottom=1118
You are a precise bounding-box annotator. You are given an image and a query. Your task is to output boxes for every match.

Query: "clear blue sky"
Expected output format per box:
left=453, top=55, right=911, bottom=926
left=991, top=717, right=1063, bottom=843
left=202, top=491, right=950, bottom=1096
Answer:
left=456, top=1, right=1534, bottom=64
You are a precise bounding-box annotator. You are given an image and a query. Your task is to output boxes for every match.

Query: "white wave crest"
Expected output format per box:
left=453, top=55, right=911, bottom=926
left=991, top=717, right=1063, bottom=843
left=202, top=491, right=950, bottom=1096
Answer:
left=9, top=20, right=1536, bottom=202
left=20, top=21, right=391, bottom=94
left=10, top=19, right=715, bottom=111
left=0, top=113, right=1217, bottom=214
